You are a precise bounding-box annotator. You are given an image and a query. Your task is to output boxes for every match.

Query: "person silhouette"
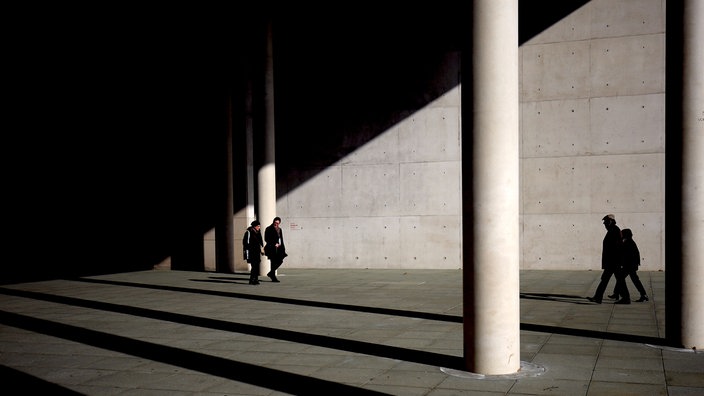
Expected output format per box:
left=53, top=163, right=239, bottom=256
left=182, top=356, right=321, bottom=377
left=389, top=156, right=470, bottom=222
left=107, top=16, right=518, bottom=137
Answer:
left=588, top=214, right=630, bottom=304
left=609, top=228, right=649, bottom=302
left=242, top=220, right=264, bottom=285
left=264, top=217, right=287, bottom=282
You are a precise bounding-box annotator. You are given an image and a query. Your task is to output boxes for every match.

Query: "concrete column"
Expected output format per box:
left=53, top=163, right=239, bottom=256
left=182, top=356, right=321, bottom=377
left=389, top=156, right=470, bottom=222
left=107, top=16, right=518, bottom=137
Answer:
left=462, top=0, right=520, bottom=374
left=245, top=79, right=256, bottom=227
left=258, top=18, right=277, bottom=276
left=215, top=92, right=236, bottom=273
left=681, top=0, right=704, bottom=349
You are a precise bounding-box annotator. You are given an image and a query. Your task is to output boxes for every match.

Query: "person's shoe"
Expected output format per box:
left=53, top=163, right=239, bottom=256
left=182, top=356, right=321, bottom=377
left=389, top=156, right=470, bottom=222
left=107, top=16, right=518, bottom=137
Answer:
left=249, top=280, right=260, bottom=285
left=615, top=299, right=631, bottom=304
left=635, top=295, right=649, bottom=302
left=267, top=272, right=280, bottom=282
left=608, top=294, right=618, bottom=299
left=587, top=297, right=602, bottom=304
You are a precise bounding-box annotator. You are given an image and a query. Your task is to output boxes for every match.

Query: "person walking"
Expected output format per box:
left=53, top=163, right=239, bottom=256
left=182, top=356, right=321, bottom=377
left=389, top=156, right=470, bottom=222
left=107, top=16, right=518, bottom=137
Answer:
left=611, top=228, right=649, bottom=302
left=588, top=214, right=630, bottom=304
left=242, top=220, right=264, bottom=285
left=264, top=217, right=287, bottom=282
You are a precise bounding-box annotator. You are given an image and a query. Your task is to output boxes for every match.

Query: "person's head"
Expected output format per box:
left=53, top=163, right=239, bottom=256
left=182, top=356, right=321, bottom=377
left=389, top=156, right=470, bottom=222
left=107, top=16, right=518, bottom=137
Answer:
left=251, top=220, right=261, bottom=230
left=621, top=228, right=633, bottom=239
left=272, top=217, right=281, bottom=227
left=602, top=214, right=615, bottom=228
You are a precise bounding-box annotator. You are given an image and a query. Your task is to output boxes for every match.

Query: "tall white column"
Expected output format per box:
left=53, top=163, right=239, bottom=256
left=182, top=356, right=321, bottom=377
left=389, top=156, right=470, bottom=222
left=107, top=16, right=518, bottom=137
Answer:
left=681, top=0, right=704, bottom=349
left=463, top=0, right=520, bottom=375
left=258, top=17, right=277, bottom=276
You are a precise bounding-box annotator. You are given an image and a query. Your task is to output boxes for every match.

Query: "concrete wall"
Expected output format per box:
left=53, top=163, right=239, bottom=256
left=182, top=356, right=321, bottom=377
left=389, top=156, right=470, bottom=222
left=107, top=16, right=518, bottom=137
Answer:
left=278, top=86, right=463, bottom=270
left=240, top=0, right=665, bottom=272
left=520, top=0, right=666, bottom=271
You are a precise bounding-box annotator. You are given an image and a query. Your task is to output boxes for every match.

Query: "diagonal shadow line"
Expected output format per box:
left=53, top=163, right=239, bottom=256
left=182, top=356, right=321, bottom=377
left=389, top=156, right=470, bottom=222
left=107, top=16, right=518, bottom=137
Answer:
left=0, top=287, right=465, bottom=370
left=71, top=277, right=464, bottom=323
left=56, top=279, right=666, bottom=347
left=520, top=323, right=667, bottom=346
left=0, top=310, right=390, bottom=395
left=1, top=364, right=82, bottom=395
left=520, top=293, right=595, bottom=305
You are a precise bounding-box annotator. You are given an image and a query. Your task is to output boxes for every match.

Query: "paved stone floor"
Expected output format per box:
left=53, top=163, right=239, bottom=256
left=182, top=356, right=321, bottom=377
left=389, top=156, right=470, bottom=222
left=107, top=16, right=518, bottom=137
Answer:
left=1, top=269, right=702, bottom=395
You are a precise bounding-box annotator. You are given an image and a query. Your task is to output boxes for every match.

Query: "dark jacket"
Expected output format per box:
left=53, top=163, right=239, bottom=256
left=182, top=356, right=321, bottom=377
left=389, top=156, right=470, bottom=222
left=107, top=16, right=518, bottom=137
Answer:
left=242, top=226, right=263, bottom=263
left=264, top=224, right=286, bottom=259
left=621, top=237, right=641, bottom=272
left=602, top=224, right=622, bottom=270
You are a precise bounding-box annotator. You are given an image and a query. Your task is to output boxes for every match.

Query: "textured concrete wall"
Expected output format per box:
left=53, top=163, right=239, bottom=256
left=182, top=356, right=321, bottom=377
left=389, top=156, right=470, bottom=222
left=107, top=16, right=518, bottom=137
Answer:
left=257, top=0, right=665, bottom=271
left=521, top=0, right=666, bottom=270
left=279, top=87, right=462, bottom=269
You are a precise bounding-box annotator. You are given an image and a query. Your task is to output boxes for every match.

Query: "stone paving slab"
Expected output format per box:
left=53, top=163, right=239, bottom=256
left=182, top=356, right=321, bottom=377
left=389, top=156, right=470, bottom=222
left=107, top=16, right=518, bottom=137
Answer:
left=0, top=269, right=702, bottom=395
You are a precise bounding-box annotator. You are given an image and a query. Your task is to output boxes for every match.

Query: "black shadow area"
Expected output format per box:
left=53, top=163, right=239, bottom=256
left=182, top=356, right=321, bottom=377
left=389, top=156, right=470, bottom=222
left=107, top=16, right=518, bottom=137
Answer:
left=521, top=322, right=667, bottom=346
left=0, top=287, right=464, bottom=370
left=519, top=0, right=592, bottom=45
left=0, top=310, right=389, bottom=395
left=520, top=292, right=595, bottom=305
left=0, top=365, right=82, bottom=395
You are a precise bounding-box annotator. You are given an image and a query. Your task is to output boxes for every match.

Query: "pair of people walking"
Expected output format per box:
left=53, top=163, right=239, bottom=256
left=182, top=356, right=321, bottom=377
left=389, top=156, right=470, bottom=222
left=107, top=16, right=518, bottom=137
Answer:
left=242, top=217, right=287, bottom=285
left=587, top=214, right=648, bottom=304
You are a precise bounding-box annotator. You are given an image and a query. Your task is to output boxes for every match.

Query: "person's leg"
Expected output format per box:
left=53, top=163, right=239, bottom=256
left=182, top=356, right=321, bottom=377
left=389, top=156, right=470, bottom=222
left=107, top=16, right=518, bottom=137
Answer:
left=614, top=269, right=631, bottom=304
left=589, top=269, right=613, bottom=303
left=629, top=271, right=648, bottom=301
left=267, top=258, right=281, bottom=282
left=249, top=260, right=260, bottom=284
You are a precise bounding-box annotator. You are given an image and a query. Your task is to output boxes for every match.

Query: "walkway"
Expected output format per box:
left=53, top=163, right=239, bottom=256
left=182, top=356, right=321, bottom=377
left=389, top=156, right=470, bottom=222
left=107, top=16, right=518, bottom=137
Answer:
left=1, top=269, right=702, bottom=395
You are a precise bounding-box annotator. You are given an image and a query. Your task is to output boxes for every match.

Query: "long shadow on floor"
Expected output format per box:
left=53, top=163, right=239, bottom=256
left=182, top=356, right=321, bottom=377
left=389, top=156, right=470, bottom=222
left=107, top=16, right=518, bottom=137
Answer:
left=0, top=309, right=390, bottom=395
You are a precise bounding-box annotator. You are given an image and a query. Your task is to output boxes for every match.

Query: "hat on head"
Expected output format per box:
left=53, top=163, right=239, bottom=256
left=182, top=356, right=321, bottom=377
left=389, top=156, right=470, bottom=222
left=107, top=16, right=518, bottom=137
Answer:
left=622, top=228, right=633, bottom=238
left=602, top=214, right=615, bottom=221
left=251, top=220, right=260, bottom=227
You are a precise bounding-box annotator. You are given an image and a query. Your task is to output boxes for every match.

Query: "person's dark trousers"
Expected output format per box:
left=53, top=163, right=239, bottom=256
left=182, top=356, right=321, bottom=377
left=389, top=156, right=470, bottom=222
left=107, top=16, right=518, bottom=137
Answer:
left=627, top=271, right=647, bottom=297
left=610, top=270, right=647, bottom=299
left=249, top=261, right=260, bottom=284
left=614, top=268, right=631, bottom=303
left=591, top=269, right=615, bottom=303
left=267, top=258, right=283, bottom=282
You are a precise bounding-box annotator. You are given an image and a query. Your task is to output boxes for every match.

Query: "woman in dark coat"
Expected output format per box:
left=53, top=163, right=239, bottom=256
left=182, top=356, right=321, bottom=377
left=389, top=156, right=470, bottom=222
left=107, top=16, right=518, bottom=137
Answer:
left=618, top=229, right=649, bottom=302
left=242, top=220, right=264, bottom=285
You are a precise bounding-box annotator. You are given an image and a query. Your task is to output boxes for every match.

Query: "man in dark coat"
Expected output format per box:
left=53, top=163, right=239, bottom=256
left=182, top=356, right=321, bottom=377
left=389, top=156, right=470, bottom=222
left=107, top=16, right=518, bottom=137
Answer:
left=242, top=220, right=264, bottom=285
left=588, top=214, right=630, bottom=304
left=264, top=217, right=287, bottom=282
